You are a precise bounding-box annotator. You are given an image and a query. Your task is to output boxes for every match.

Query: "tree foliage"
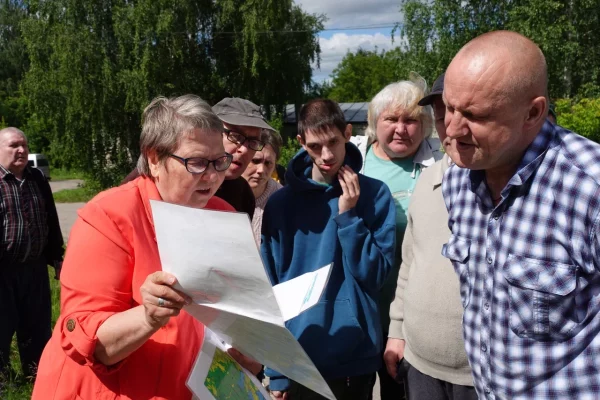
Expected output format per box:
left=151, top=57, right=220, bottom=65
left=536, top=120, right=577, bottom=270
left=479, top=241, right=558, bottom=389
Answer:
left=327, top=0, right=600, bottom=103
left=508, top=0, right=600, bottom=98
left=327, top=48, right=400, bottom=102
left=556, top=98, right=600, bottom=142
left=0, top=1, right=29, bottom=129
left=19, top=0, right=323, bottom=187
left=395, top=0, right=600, bottom=99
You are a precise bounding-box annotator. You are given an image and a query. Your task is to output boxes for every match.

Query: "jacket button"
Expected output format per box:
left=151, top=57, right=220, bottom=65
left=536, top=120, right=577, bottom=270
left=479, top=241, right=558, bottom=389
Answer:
left=66, top=319, right=76, bottom=332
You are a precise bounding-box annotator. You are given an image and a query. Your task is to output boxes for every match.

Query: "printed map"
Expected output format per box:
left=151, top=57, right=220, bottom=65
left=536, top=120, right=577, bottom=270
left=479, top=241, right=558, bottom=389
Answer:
left=204, top=348, right=267, bottom=400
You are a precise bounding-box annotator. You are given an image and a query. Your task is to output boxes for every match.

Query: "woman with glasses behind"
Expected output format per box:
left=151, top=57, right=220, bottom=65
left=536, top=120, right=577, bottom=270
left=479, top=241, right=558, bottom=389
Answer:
left=32, top=95, right=261, bottom=400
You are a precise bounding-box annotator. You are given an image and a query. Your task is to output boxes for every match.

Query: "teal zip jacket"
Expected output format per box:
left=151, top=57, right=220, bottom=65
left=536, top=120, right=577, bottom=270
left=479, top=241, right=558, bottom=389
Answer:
left=260, top=143, right=396, bottom=391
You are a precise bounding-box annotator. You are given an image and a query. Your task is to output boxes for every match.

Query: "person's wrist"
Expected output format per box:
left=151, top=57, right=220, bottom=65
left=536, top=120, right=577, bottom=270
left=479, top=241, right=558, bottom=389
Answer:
left=141, top=308, right=166, bottom=332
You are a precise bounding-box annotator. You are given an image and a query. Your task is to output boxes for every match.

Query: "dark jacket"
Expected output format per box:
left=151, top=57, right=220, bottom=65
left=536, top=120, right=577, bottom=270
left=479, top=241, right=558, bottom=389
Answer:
left=30, top=167, right=64, bottom=266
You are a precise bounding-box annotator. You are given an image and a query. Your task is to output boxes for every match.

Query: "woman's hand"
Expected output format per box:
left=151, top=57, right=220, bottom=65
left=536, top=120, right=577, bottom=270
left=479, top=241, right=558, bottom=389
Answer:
left=140, top=271, right=192, bottom=329
left=94, top=272, right=192, bottom=366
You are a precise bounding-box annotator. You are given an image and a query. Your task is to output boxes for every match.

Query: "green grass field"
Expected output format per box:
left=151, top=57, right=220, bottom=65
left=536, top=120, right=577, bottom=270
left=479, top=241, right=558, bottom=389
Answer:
left=2, top=268, right=61, bottom=399
left=50, top=168, right=85, bottom=182
left=52, top=186, right=97, bottom=203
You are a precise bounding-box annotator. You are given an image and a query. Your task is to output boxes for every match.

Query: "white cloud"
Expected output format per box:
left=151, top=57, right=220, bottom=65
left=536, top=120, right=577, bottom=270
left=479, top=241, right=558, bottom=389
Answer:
left=313, top=32, right=395, bottom=82
left=295, top=0, right=400, bottom=28
left=294, top=0, right=401, bottom=82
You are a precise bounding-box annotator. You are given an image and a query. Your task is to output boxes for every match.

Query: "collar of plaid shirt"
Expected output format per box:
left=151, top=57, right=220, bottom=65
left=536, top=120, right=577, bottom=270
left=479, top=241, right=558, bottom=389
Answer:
left=442, top=120, right=600, bottom=399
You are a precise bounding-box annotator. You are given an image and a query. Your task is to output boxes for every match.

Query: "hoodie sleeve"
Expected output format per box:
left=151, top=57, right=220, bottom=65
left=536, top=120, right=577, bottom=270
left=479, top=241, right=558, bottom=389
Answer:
left=260, top=199, right=291, bottom=391
left=334, top=181, right=396, bottom=293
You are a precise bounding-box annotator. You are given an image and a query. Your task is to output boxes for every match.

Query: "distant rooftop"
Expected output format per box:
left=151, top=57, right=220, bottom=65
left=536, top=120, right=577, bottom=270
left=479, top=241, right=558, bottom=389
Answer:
left=283, top=102, right=369, bottom=124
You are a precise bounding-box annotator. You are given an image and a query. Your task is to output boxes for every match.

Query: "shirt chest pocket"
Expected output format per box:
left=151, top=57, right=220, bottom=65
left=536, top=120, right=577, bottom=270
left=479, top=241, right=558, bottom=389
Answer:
left=503, top=254, right=579, bottom=341
left=442, top=235, right=472, bottom=309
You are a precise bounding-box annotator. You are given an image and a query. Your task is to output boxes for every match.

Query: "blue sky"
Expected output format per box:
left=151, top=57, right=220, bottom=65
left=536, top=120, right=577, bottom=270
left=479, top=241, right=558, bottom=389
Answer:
left=295, top=0, right=401, bottom=82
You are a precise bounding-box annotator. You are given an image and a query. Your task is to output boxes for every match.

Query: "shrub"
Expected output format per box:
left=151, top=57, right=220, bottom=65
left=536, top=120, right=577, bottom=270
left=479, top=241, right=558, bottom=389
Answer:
left=555, top=98, right=600, bottom=142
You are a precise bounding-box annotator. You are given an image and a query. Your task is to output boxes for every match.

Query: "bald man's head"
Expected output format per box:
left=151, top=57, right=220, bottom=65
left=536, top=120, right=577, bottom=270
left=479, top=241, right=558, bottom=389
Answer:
left=452, top=30, right=548, bottom=103
left=442, top=31, right=550, bottom=174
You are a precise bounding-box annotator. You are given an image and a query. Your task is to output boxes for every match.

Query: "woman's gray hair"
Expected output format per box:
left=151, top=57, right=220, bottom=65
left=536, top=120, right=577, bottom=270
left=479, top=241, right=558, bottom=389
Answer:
left=137, top=94, right=223, bottom=176
left=262, top=130, right=283, bottom=161
left=365, top=72, right=434, bottom=143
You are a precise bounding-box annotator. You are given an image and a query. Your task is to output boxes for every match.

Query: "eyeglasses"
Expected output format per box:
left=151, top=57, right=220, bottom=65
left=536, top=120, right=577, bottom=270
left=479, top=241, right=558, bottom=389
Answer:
left=224, top=128, right=265, bottom=151
left=169, top=153, right=233, bottom=174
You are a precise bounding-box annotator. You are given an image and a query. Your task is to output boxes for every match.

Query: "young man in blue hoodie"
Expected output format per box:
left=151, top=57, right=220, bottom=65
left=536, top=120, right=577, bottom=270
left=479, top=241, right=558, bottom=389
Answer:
left=261, top=99, right=396, bottom=400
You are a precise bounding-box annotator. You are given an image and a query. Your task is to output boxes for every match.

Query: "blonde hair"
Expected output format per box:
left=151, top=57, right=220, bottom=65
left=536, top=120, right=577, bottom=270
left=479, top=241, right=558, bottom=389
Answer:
left=365, top=72, right=433, bottom=143
left=137, top=95, right=223, bottom=176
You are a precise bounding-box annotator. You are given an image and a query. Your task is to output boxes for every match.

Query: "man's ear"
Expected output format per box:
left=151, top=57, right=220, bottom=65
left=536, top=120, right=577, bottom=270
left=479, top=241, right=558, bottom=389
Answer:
left=296, top=134, right=305, bottom=149
left=148, top=151, right=161, bottom=179
left=344, top=124, right=353, bottom=141
left=524, top=96, right=547, bottom=133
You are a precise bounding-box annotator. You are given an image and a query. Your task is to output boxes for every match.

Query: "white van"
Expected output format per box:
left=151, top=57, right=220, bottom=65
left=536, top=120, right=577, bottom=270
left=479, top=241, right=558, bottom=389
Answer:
left=28, top=153, right=51, bottom=180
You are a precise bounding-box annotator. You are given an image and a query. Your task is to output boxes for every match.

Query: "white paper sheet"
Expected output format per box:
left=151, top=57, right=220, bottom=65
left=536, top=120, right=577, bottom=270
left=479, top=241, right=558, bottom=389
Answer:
left=151, top=200, right=335, bottom=400
left=187, top=327, right=271, bottom=400
left=273, top=263, right=333, bottom=322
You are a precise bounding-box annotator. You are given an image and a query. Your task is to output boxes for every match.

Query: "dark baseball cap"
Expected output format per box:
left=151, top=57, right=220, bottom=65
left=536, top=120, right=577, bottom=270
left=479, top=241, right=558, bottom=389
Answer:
left=418, top=72, right=445, bottom=106
left=548, top=103, right=557, bottom=119
left=213, top=97, right=275, bottom=131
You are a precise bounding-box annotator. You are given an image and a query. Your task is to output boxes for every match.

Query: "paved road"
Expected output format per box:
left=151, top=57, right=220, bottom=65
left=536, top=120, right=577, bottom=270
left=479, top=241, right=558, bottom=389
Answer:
left=49, top=180, right=86, bottom=241
left=50, top=179, right=84, bottom=193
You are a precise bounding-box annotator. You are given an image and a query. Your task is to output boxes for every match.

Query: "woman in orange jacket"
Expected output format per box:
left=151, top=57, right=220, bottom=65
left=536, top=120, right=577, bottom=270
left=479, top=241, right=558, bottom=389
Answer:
left=32, top=95, right=260, bottom=400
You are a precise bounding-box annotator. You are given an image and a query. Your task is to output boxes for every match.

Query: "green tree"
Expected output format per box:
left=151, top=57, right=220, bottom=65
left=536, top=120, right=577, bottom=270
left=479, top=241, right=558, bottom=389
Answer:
left=278, top=136, right=301, bottom=169
left=213, top=0, right=324, bottom=118
left=304, top=79, right=333, bottom=101
left=0, top=0, right=30, bottom=129
left=21, top=0, right=322, bottom=187
left=508, top=0, right=600, bottom=98
left=395, top=0, right=600, bottom=99
left=395, top=0, right=510, bottom=85
left=555, top=98, right=600, bottom=142
left=328, top=48, right=400, bottom=102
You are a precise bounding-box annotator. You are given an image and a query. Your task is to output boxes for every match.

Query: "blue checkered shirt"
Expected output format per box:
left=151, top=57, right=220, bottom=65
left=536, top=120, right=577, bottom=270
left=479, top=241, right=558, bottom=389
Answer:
left=442, top=121, right=600, bottom=399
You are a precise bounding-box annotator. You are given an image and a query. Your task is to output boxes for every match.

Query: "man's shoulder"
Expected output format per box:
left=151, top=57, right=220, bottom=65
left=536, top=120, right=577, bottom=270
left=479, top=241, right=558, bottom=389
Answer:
left=27, top=166, right=50, bottom=188
left=442, top=163, right=469, bottom=186
left=440, top=163, right=470, bottom=210
left=556, top=128, right=600, bottom=186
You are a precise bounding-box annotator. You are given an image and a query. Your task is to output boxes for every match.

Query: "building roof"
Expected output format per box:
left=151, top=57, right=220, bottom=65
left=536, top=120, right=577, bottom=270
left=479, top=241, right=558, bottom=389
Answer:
left=283, top=102, right=369, bottom=124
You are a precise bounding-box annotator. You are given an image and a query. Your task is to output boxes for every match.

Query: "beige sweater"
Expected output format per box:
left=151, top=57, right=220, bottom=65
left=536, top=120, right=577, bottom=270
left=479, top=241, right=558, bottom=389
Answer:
left=388, top=154, right=473, bottom=386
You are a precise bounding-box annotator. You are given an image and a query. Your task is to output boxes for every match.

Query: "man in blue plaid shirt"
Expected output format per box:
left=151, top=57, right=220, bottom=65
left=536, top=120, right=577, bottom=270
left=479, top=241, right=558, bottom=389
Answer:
left=441, top=31, right=600, bottom=399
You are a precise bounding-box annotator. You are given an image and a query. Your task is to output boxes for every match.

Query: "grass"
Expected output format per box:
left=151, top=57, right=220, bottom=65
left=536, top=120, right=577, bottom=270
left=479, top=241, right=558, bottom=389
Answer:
left=3, top=268, right=61, bottom=399
left=50, top=168, right=100, bottom=203
left=53, top=185, right=98, bottom=203
left=50, top=168, right=85, bottom=182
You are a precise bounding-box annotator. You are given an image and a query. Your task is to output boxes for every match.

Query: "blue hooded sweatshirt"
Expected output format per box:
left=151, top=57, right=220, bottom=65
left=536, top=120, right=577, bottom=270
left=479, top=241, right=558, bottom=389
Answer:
left=260, top=142, right=396, bottom=391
